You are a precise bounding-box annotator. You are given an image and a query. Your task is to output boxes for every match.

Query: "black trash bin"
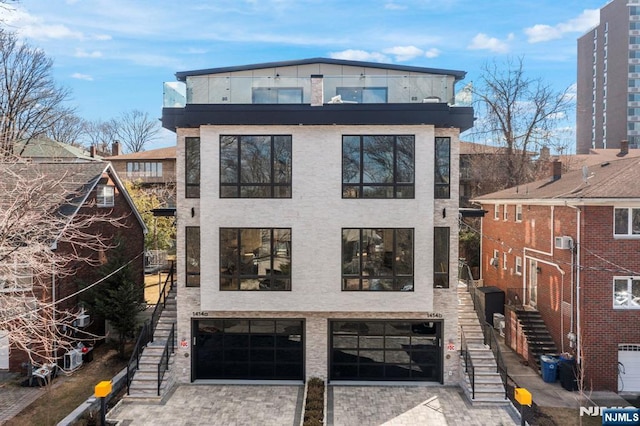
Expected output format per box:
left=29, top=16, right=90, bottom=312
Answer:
left=558, top=355, right=578, bottom=391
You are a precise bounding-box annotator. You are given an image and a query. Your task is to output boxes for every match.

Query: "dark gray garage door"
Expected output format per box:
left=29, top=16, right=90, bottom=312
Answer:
left=330, top=320, right=442, bottom=382
left=193, top=319, right=304, bottom=380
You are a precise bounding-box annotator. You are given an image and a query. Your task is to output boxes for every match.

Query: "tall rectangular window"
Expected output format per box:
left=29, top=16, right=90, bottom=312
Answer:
left=434, top=137, right=450, bottom=198
left=342, top=228, right=414, bottom=291
left=220, top=228, right=291, bottom=291
left=614, top=207, right=640, bottom=236
left=185, top=137, right=200, bottom=198
left=516, top=204, right=523, bottom=222
left=186, top=227, right=200, bottom=287
left=220, top=135, right=292, bottom=198
left=342, top=135, right=415, bottom=198
left=433, top=227, right=449, bottom=288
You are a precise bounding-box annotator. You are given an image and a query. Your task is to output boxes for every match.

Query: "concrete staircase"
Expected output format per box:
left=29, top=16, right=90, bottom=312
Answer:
left=126, top=286, right=177, bottom=401
left=458, top=284, right=509, bottom=405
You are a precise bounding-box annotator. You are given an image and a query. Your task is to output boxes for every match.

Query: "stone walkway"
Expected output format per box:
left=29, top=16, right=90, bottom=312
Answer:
left=0, top=383, right=44, bottom=424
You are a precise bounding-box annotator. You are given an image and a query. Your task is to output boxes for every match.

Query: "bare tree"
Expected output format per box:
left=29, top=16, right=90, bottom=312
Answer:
left=0, top=161, right=127, bottom=368
left=82, top=119, right=118, bottom=154
left=470, top=57, right=572, bottom=189
left=44, top=110, right=86, bottom=147
left=112, top=109, right=160, bottom=153
left=0, top=29, right=73, bottom=157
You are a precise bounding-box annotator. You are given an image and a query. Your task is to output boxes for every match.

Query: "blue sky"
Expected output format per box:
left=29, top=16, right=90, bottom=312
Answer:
left=4, top=0, right=606, bottom=150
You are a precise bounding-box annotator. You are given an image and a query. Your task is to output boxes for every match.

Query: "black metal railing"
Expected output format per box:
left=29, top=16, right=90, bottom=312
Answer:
left=126, top=321, right=150, bottom=395
left=482, top=322, right=509, bottom=399
left=150, top=261, right=175, bottom=342
left=157, top=322, right=175, bottom=396
left=460, top=326, right=475, bottom=399
left=125, top=261, right=175, bottom=395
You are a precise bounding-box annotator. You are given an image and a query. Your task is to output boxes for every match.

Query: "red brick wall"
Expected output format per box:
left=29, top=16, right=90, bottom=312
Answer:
left=482, top=202, right=640, bottom=391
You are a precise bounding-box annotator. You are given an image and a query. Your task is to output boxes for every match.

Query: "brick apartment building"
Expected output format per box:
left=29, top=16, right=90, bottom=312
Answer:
left=161, top=58, right=473, bottom=384
left=474, top=157, right=640, bottom=392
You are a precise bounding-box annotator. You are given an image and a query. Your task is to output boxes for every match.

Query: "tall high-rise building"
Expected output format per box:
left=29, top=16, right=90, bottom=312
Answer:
left=577, top=0, right=640, bottom=154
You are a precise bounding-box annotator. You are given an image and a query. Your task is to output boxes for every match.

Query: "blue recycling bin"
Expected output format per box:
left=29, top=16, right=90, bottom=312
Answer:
left=540, top=355, right=559, bottom=383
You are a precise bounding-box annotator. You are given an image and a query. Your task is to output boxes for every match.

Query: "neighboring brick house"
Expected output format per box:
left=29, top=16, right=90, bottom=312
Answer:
left=161, top=58, right=473, bottom=384
left=0, top=161, right=146, bottom=371
left=105, top=145, right=177, bottom=189
left=474, top=157, right=640, bottom=392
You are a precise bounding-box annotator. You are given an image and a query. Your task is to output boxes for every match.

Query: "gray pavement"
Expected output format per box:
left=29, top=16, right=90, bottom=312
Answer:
left=0, top=372, right=45, bottom=425
left=107, top=383, right=518, bottom=426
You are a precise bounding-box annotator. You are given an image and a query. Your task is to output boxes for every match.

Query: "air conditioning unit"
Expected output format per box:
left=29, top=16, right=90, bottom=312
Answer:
left=490, top=257, right=499, bottom=267
left=74, top=314, right=90, bottom=328
left=554, top=236, right=573, bottom=250
left=63, top=349, right=83, bottom=371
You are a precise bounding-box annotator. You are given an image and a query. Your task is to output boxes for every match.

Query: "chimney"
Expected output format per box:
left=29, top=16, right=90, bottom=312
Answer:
left=112, top=140, right=122, bottom=156
left=310, top=75, right=323, bottom=107
left=551, top=160, right=562, bottom=181
left=539, top=146, right=550, bottom=161
left=619, top=139, right=629, bottom=156
left=90, top=145, right=96, bottom=158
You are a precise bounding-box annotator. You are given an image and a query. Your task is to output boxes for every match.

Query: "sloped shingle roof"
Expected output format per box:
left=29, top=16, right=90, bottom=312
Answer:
left=473, top=156, right=640, bottom=203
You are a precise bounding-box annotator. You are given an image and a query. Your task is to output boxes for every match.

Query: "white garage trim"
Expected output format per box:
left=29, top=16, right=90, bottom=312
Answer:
left=618, top=344, right=640, bottom=392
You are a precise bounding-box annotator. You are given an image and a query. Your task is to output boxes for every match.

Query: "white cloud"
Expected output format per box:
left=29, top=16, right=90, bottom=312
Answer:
left=385, top=2, right=407, bottom=10
left=467, top=33, right=513, bottom=53
left=94, top=34, right=112, bottom=41
left=71, top=73, right=93, bottom=81
left=424, top=48, right=441, bottom=58
left=383, top=46, right=424, bottom=61
left=525, top=9, right=599, bottom=43
left=329, top=49, right=389, bottom=63
left=6, top=7, right=84, bottom=40
left=75, top=49, right=102, bottom=58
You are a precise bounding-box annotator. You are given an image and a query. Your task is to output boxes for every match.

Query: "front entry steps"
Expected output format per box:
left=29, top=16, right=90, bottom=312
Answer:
left=515, top=309, right=558, bottom=371
left=458, top=285, right=509, bottom=405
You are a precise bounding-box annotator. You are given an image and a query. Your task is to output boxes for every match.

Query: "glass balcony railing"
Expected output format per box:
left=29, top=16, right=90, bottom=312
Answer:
left=163, top=74, right=469, bottom=107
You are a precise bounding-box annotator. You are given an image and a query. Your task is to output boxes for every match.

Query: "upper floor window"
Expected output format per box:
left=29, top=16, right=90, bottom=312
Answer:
left=613, top=277, right=640, bottom=308
left=0, top=262, right=33, bottom=292
left=336, top=87, right=388, bottom=103
left=434, top=137, right=450, bottom=199
left=126, top=161, right=163, bottom=178
left=252, top=88, right=303, bottom=104
left=186, top=226, right=200, bottom=287
left=342, top=135, right=414, bottom=199
left=342, top=228, right=413, bottom=291
left=97, top=185, right=115, bottom=207
left=515, top=256, right=522, bottom=275
left=185, top=137, right=200, bottom=198
left=503, top=204, right=509, bottom=221
left=515, top=204, right=523, bottom=222
left=434, top=227, right=449, bottom=288
left=494, top=204, right=500, bottom=220
left=220, top=135, right=292, bottom=198
left=220, top=228, right=291, bottom=291
left=614, top=207, right=640, bottom=236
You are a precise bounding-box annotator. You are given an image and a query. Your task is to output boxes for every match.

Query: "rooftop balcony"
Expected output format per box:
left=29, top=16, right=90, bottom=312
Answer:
left=164, top=75, right=470, bottom=108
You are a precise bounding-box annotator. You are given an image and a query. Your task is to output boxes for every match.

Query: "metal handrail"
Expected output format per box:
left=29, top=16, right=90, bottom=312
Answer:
left=483, top=322, right=509, bottom=399
left=126, top=321, right=150, bottom=395
left=157, top=322, right=175, bottom=396
left=460, top=326, right=475, bottom=399
left=150, top=261, right=175, bottom=341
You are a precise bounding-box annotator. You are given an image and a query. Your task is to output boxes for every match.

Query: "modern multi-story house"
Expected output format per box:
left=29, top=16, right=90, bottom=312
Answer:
left=161, top=58, right=473, bottom=384
left=577, top=0, right=640, bottom=153
left=474, top=157, right=640, bottom=392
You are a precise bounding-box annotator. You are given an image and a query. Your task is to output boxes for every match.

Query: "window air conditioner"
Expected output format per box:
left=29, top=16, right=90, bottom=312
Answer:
left=74, top=314, right=90, bottom=328
left=554, top=236, right=573, bottom=250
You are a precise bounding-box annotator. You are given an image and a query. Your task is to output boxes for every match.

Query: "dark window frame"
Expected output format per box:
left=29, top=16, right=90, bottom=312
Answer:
left=433, top=227, right=450, bottom=288
left=219, top=135, right=292, bottom=199
left=342, top=135, right=415, bottom=199
left=186, top=226, right=200, bottom=287
left=220, top=227, right=292, bottom=291
left=341, top=228, right=414, bottom=291
left=185, top=137, right=200, bottom=198
left=434, top=137, right=451, bottom=199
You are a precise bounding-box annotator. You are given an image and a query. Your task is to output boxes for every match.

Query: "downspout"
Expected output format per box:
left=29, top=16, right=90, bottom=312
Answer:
left=566, top=204, right=581, bottom=363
